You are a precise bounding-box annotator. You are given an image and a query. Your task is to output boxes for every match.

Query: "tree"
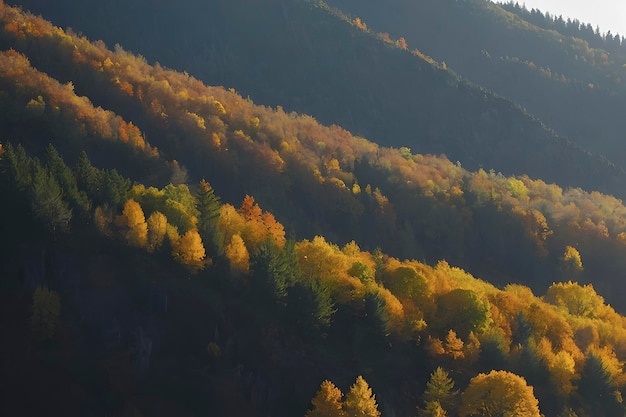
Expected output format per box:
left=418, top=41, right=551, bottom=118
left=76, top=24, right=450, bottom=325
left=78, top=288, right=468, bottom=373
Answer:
left=147, top=211, right=167, bottom=252
left=225, top=234, right=249, bottom=273
left=306, top=380, right=345, bottom=417
left=433, top=289, right=489, bottom=338
left=344, top=376, right=381, bottom=417
left=459, top=370, right=541, bottom=417
left=172, top=229, right=206, bottom=271
left=577, top=351, right=624, bottom=416
left=196, top=179, right=223, bottom=256
left=30, top=162, right=72, bottom=233
left=545, top=281, right=604, bottom=318
left=561, top=246, right=583, bottom=274
left=117, top=199, right=148, bottom=248
left=31, top=285, right=61, bottom=341
left=421, top=367, right=458, bottom=415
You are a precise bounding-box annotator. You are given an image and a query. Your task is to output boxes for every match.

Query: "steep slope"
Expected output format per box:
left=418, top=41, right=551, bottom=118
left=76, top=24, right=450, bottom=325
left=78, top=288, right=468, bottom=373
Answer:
left=325, top=0, right=626, bottom=167
left=9, top=0, right=626, bottom=200
left=4, top=3, right=626, bottom=317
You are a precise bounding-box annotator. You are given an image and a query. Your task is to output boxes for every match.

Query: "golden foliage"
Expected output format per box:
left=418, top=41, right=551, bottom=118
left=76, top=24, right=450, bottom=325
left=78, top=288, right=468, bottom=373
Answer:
left=306, top=380, right=345, bottom=417
left=459, top=370, right=541, bottom=417
left=147, top=211, right=167, bottom=252
left=225, top=234, right=250, bottom=273
left=172, top=229, right=207, bottom=271
left=117, top=199, right=148, bottom=248
left=344, top=376, right=380, bottom=417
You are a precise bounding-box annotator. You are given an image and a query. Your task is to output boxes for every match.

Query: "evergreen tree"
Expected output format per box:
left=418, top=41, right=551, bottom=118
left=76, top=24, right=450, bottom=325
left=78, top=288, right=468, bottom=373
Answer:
left=45, top=144, right=90, bottom=214
left=30, top=161, right=72, bottom=233
left=196, top=179, right=223, bottom=256
left=421, top=367, right=458, bottom=414
left=306, top=380, right=345, bottom=417
left=344, top=376, right=381, bottom=417
left=577, top=351, right=624, bottom=416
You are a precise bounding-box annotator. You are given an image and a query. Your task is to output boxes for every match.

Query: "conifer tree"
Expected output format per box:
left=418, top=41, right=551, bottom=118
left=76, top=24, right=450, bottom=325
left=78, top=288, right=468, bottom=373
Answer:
left=421, top=367, right=459, bottom=414
left=344, top=376, right=381, bottom=417
left=30, top=162, right=72, bottom=233
left=196, top=179, right=223, bottom=256
left=306, top=380, right=345, bottom=417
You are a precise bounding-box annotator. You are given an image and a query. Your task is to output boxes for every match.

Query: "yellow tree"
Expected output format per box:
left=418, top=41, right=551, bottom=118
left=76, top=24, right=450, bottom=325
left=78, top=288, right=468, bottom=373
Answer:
left=147, top=211, right=167, bottom=252
left=545, top=281, right=604, bottom=318
left=225, top=234, right=250, bottom=273
left=117, top=199, right=148, bottom=248
left=306, top=380, right=346, bottom=417
left=172, top=229, right=206, bottom=271
left=32, top=285, right=61, bottom=341
left=344, top=376, right=381, bottom=417
left=459, top=370, right=541, bottom=417
left=445, top=330, right=465, bottom=360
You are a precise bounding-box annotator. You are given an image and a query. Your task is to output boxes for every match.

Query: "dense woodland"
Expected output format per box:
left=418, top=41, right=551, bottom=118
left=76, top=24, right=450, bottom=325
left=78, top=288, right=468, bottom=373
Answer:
left=3, top=1, right=626, bottom=416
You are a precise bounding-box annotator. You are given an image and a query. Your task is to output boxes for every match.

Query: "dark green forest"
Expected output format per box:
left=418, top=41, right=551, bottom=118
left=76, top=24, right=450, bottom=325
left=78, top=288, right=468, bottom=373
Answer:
left=2, top=1, right=626, bottom=416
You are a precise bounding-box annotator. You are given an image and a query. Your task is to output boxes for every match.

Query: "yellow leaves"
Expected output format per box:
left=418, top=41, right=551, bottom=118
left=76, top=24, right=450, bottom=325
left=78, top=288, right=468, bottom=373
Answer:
left=561, top=246, right=583, bottom=272
left=545, top=281, right=603, bottom=318
left=117, top=199, right=148, bottom=248
left=225, top=234, right=249, bottom=273
left=306, top=380, right=345, bottom=417
left=459, top=370, right=541, bottom=417
left=147, top=211, right=167, bottom=252
left=353, top=17, right=367, bottom=31
left=445, top=330, right=465, bottom=360
left=344, top=376, right=381, bottom=417
left=172, top=229, right=207, bottom=271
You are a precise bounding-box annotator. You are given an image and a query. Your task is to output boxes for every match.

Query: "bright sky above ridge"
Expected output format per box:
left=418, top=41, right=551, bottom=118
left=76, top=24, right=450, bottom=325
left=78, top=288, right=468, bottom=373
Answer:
left=510, top=0, right=626, bottom=37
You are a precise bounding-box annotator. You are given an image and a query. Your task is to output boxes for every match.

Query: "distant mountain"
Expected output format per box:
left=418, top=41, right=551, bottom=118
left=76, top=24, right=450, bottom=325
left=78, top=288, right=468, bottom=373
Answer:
left=10, top=0, right=626, bottom=200
left=325, top=0, right=626, bottom=167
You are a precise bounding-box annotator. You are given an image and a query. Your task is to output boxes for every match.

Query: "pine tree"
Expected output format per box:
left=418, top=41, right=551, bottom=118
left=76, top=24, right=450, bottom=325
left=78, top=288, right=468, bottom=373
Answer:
left=306, top=380, right=345, bottom=417
left=196, top=179, right=223, bottom=256
left=344, top=376, right=381, bottom=417
left=421, top=367, right=459, bottom=414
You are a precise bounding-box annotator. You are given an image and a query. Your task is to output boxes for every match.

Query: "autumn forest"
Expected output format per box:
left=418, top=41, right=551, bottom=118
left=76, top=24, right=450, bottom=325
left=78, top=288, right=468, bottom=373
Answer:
left=2, top=0, right=626, bottom=416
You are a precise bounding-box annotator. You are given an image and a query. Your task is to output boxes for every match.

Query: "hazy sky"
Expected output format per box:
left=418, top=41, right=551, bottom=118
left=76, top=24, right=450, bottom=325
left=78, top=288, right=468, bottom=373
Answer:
left=512, top=0, right=626, bottom=36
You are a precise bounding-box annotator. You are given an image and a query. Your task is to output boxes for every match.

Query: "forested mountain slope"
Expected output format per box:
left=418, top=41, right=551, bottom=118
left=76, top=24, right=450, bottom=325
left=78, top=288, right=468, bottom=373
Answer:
left=9, top=0, right=626, bottom=201
left=325, top=0, right=626, bottom=168
left=3, top=1, right=626, bottom=311
left=3, top=2, right=626, bottom=417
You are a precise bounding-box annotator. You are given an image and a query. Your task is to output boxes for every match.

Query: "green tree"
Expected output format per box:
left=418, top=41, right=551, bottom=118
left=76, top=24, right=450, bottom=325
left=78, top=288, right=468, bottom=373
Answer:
left=306, top=380, right=345, bottom=417
left=30, top=162, right=72, bottom=233
left=433, top=289, right=489, bottom=338
left=31, top=285, right=61, bottom=341
left=421, top=367, right=459, bottom=414
left=45, top=144, right=90, bottom=214
left=577, top=351, right=624, bottom=416
left=196, top=179, right=223, bottom=256
left=344, top=376, right=381, bottom=417
left=459, top=370, right=541, bottom=417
